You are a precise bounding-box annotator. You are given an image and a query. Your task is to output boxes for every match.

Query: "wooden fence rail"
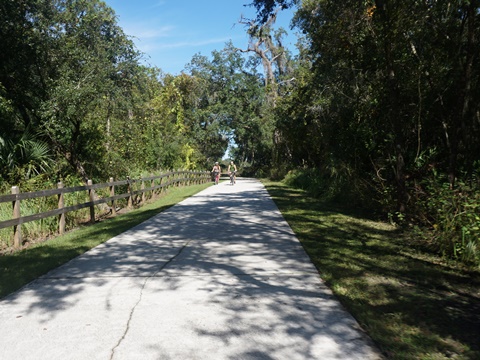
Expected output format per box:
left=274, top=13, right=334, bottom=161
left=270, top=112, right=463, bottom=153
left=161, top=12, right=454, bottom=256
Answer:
left=0, top=170, right=210, bottom=248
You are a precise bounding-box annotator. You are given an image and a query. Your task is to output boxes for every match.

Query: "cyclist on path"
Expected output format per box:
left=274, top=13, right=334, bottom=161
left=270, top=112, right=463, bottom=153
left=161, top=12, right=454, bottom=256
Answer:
left=228, top=161, right=237, bottom=184
left=211, top=162, right=221, bottom=185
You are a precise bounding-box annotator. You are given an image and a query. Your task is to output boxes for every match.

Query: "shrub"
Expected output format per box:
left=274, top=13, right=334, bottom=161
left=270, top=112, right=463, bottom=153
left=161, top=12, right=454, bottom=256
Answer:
left=412, top=174, right=480, bottom=266
left=282, top=167, right=369, bottom=206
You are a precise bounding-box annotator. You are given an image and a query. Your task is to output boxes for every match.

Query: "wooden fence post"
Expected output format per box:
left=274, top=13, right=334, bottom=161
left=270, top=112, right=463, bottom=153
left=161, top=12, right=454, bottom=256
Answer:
left=141, top=179, right=145, bottom=204
left=127, top=176, right=133, bottom=208
left=58, top=182, right=65, bottom=235
left=88, top=180, right=95, bottom=224
left=164, top=173, right=169, bottom=192
left=150, top=174, right=155, bottom=199
left=109, top=177, right=116, bottom=216
left=12, top=186, right=22, bottom=248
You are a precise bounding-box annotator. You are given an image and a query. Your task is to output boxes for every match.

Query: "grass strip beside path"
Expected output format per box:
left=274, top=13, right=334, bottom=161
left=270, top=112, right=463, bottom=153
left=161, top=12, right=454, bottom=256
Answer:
left=263, top=180, right=480, bottom=360
left=0, top=183, right=211, bottom=299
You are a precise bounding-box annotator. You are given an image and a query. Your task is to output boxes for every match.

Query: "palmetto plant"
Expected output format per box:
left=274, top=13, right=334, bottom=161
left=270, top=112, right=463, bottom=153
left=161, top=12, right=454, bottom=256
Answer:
left=0, top=129, right=52, bottom=182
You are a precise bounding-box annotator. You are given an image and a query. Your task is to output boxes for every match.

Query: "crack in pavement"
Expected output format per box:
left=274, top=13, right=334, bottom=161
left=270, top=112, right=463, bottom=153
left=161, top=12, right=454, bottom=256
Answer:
left=109, top=239, right=192, bottom=360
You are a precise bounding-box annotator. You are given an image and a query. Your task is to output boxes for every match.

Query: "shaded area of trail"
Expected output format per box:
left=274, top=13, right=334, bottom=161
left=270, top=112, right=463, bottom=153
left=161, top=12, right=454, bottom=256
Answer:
left=0, top=179, right=382, bottom=360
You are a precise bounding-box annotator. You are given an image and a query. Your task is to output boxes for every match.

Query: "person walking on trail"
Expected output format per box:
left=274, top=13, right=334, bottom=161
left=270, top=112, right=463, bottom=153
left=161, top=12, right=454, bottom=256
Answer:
left=228, top=160, right=237, bottom=184
left=211, top=161, right=221, bottom=185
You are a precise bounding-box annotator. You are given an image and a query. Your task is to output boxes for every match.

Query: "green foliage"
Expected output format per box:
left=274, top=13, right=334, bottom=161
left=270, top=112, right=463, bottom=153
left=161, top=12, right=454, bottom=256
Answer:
left=282, top=166, right=371, bottom=207
left=414, top=177, right=480, bottom=266
left=283, top=169, right=325, bottom=197
left=0, top=129, right=53, bottom=184
left=250, top=0, right=296, bottom=25
left=0, top=1, right=224, bottom=183
left=186, top=45, right=266, bottom=167
left=261, top=0, right=480, bottom=266
left=0, top=0, right=283, bottom=184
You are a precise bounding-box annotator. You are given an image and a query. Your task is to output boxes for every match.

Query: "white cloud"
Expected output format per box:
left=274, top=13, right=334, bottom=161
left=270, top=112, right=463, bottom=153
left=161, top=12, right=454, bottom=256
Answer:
left=156, top=37, right=233, bottom=50
left=122, top=21, right=175, bottom=41
left=137, top=26, right=175, bottom=39
left=129, top=32, right=234, bottom=58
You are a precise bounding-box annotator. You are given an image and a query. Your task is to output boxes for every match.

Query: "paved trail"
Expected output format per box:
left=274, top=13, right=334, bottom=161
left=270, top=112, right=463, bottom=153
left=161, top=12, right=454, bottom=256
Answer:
left=0, top=179, right=382, bottom=360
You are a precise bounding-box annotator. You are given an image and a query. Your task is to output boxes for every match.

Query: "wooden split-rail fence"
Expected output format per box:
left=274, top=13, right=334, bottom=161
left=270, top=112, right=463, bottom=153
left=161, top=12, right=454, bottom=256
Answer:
left=0, top=170, right=210, bottom=248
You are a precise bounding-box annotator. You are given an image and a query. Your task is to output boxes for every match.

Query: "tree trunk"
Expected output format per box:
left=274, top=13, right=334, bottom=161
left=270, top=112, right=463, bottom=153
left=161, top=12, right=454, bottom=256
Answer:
left=448, top=2, right=477, bottom=189
left=376, top=0, right=408, bottom=213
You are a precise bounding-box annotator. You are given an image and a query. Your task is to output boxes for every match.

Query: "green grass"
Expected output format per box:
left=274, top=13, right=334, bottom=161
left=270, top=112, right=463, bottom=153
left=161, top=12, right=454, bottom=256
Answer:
left=263, top=180, right=480, bottom=360
left=0, top=183, right=211, bottom=299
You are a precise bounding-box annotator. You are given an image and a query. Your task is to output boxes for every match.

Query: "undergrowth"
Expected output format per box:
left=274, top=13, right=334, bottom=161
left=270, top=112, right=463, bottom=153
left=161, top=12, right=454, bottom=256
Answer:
left=264, top=179, right=480, bottom=360
left=281, top=168, right=480, bottom=268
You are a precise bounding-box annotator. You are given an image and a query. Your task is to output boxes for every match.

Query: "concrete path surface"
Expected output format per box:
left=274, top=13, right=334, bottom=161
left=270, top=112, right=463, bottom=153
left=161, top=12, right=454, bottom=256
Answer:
left=0, top=178, right=382, bottom=360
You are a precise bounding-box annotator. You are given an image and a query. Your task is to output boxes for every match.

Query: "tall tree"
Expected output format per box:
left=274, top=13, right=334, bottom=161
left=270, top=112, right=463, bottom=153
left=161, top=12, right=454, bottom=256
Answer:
left=186, top=45, right=267, bottom=167
left=272, top=0, right=480, bottom=213
left=0, top=0, right=143, bottom=183
left=38, top=0, right=140, bottom=181
left=248, top=0, right=296, bottom=24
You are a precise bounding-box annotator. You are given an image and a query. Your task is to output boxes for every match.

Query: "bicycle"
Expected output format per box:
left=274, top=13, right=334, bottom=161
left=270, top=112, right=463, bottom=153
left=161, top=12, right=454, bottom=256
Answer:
left=212, top=171, right=220, bottom=185
left=229, top=171, right=236, bottom=185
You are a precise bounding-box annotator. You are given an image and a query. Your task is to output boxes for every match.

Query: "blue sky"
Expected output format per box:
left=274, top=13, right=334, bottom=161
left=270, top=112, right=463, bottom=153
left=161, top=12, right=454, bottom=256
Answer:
left=103, top=0, right=297, bottom=75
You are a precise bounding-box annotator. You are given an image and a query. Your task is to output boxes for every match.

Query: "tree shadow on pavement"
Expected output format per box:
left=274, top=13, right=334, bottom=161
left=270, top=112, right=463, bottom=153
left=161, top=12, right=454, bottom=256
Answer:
left=0, top=179, right=382, bottom=360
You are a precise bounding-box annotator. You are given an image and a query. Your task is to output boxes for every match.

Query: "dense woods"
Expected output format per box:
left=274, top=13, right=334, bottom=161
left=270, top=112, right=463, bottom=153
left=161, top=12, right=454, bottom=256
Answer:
left=1, top=0, right=479, bottom=266
left=254, top=0, right=480, bottom=266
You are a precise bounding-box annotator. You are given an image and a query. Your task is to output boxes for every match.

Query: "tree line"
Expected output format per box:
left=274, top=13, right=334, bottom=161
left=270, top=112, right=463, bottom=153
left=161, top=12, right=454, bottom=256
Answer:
left=252, top=0, right=480, bottom=265
left=0, top=0, right=250, bottom=187
left=1, top=0, right=479, bottom=265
